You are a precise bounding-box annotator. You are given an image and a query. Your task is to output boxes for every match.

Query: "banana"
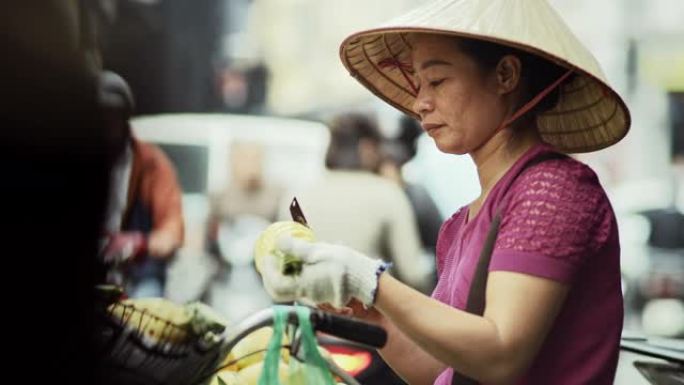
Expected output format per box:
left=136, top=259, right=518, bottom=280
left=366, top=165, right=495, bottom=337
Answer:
left=230, top=327, right=290, bottom=370
left=108, top=297, right=191, bottom=344
left=217, top=351, right=240, bottom=372
left=108, top=298, right=229, bottom=347
left=210, top=371, right=247, bottom=385
left=237, top=361, right=290, bottom=385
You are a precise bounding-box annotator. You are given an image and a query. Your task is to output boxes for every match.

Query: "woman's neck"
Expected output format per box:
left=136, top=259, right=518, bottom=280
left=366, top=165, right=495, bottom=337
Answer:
left=470, top=126, right=541, bottom=199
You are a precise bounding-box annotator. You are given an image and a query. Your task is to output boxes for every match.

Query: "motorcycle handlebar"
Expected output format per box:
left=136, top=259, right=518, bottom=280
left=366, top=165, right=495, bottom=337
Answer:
left=223, top=306, right=387, bottom=353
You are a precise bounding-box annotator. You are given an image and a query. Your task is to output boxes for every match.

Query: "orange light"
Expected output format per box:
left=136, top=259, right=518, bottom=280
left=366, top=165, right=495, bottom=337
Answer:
left=326, top=346, right=372, bottom=376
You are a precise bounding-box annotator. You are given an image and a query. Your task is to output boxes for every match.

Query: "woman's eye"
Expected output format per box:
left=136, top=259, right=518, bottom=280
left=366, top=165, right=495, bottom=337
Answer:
left=429, top=79, right=445, bottom=88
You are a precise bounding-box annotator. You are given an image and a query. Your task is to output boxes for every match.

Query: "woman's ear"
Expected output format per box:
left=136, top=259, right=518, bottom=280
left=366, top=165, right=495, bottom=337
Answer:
left=496, top=55, right=522, bottom=95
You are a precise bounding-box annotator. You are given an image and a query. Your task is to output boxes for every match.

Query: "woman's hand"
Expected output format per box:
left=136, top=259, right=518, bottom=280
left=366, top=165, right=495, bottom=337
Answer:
left=259, top=236, right=388, bottom=307
left=317, top=299, right=384, bottom=325
left=317, top=303, right=353, bottom=317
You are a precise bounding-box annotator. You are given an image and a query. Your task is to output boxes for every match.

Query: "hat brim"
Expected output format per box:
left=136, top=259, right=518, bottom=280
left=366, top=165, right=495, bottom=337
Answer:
left=340, top=27, right=630, bottom=153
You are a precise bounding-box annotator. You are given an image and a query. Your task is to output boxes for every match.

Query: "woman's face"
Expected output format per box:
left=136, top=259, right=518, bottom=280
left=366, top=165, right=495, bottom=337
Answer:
left=410, top=34, right=509, bottom=155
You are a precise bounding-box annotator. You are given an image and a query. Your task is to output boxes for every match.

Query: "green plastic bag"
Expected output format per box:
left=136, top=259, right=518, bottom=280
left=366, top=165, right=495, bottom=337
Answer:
left=258, top=306, right=336, bottom=385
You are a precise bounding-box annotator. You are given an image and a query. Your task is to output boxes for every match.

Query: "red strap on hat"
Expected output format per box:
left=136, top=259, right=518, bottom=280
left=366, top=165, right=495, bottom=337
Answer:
left=495, top=69, right=574, bottom=134
left=378, top=58, right=419, bottom=95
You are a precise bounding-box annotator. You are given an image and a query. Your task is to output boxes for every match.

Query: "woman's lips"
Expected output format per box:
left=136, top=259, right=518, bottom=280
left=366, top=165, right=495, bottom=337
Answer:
left=422, top=123, right=444, bottom=135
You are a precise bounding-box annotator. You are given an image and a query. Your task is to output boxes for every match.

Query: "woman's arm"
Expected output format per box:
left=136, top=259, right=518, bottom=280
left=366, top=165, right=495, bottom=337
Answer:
left=375, top=272, right=568, bottom=385
left=378, top=316, right=448, bottom=385
left=340, top=301, right=447, bottom=385
left=266, top=236, right=568, bottom=384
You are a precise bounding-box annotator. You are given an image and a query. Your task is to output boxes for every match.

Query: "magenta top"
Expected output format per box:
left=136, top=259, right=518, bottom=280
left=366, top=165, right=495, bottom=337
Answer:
left=431, top=144, right=623, bottom=385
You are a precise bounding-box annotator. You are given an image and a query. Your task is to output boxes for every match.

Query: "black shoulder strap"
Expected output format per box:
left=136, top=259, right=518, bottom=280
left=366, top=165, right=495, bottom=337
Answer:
left=450, top=151, right=565, bottom=385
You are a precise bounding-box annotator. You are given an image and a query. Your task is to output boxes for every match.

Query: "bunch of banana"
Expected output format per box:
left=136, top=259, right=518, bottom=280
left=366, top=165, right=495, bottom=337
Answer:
left=185, top=301, right=227, bottom=346
left=236, top=361, right=291, bottom=385
left=230, top=327, right=290, bottom=370
left=216, top=345, right=334, bottom=385
left=109, top=297, right=191, bottom=344
left=253, top=221, right=315, bottom=276
left=209, top=371, right=246, bottom=385
left=108, top=298, right=228, bottom=346
left=212, top=327, right=292, bottom=385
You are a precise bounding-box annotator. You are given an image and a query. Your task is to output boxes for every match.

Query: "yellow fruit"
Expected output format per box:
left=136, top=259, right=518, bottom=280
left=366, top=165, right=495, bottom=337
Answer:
left=254, top=221, right=315, bottom=275
left=184, top=301, right=228, bottom=336
left=217, top=351, right=240, bottom=372
left=238, top=361, right=290, bottom=385
left=230, top=327, right=290, bottom=370
left=108, top=297, right=190, bottom=344
left=209, top=371, right=247, bottom=385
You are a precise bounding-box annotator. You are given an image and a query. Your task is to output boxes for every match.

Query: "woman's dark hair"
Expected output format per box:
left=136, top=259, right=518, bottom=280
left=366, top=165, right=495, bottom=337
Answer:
left=455, top=37, right=572, bottom=118
left=325, top=113, right=381, bottom=170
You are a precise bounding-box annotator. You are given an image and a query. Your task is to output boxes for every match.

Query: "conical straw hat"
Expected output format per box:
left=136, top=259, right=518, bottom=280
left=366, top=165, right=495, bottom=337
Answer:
left=339, top=0, right=630, bottom=153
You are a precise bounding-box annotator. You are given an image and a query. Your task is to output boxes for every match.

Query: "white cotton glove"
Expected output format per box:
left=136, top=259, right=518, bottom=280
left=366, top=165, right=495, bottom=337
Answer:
left=260, top=236, right=389, bottom=308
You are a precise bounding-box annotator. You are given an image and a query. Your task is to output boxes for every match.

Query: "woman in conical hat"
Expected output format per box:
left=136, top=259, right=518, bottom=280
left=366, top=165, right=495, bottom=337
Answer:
left=259, top=0, right=629, bottom=383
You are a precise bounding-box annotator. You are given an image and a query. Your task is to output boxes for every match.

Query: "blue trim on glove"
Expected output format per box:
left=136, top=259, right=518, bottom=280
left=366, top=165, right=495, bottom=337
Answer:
left=371, top=261, right=392, bottom=305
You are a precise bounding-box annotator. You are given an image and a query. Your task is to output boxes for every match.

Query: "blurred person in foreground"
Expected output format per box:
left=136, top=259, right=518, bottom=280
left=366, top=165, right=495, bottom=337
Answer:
left=99, top=71, right=184, bottom=298
left=379, top=115, right=444, bottom=257
left=259, top=0, right=630, bottom=384
left=278, top=113, right=433, bottom=293
left=1, top=1, right=118, bottom=384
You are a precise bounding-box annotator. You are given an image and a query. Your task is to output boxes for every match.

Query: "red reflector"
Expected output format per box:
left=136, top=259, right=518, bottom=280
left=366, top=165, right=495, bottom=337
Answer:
left=324, top=346, right=372, bottom=376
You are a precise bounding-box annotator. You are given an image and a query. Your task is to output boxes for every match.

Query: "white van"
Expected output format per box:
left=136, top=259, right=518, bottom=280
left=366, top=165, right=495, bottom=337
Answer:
left=131, top=113, right=330, bottom=194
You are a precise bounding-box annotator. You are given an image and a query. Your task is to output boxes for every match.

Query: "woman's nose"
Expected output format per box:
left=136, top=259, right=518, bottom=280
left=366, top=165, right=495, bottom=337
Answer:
left=412, top=91, right=434, bottom=117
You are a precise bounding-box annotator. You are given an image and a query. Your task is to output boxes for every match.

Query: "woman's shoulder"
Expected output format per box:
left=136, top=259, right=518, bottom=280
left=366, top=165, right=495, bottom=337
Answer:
left=495, top=153, right=617, bottom=263
left=501, top=153, right=615, bottom=233
left=513, top=154, right=607, bottom=202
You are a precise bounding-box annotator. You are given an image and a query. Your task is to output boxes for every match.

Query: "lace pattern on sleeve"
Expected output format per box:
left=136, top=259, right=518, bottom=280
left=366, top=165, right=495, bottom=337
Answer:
left=494, top=159, right=612, bottom=263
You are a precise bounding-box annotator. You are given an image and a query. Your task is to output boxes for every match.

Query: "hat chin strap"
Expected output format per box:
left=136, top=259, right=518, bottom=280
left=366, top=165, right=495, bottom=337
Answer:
left=491, top=69, right=574, bottom=141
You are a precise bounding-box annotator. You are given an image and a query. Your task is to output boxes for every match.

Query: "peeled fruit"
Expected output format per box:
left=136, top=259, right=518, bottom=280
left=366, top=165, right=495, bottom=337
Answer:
left=254, top=221, right=315, bottom=275
left=238, top=361, right=290, bottom=385
left=210, top=371, right=247, bottom=385
left=230, top=327, right=290, bottom=370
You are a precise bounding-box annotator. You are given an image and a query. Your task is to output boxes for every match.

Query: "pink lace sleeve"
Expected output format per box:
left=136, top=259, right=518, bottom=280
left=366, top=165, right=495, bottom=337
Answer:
left=491, top=159, right=613, bottom=283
